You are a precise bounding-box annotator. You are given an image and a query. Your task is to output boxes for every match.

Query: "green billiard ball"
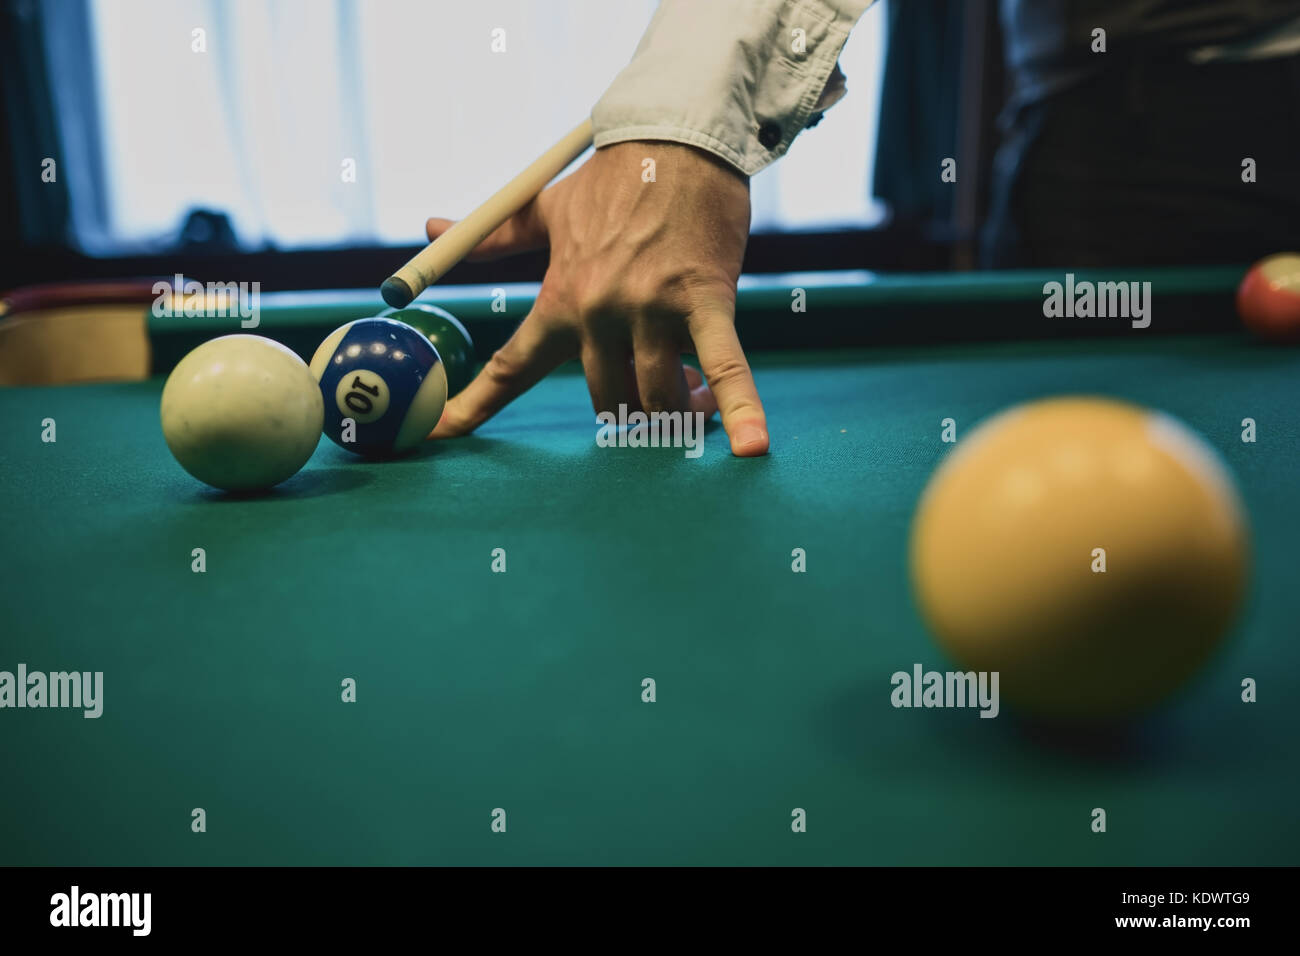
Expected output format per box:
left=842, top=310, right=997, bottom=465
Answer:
left=379, top=304, right=475, bottom=397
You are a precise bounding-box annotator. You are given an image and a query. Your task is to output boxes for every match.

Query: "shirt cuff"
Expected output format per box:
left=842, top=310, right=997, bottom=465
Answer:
left=591, top=0, right=874, bottom=176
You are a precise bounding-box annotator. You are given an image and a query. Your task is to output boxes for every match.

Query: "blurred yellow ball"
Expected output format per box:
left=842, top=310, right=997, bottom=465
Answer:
left=909, top=398, right=1249, bottom=719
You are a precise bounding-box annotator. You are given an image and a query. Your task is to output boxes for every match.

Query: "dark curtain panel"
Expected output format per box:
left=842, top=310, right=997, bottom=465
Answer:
left=871, top=0, right=964, bottom=228
left=1, top=0, right=104, bottom=251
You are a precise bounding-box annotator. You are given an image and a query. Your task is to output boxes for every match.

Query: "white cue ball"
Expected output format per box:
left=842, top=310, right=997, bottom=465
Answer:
left=161, top=335, right=324, bottom=491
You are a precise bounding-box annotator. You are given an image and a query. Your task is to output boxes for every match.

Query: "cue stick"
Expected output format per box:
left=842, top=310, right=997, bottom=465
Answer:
left=381, top=118, right=595, bottom=309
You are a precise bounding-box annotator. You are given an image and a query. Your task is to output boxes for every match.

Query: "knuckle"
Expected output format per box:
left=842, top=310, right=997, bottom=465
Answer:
left=574, top=273, right=684, bottom=317
left=641, top=394, right=675, bottom=415
left=623, top=275, right=670, bottom=311
left=702, top=355, right=751, bottom=387
left=636, top=378, right=675, bottom=413
left=534, top=276, right=569, bottom=311
left=575, top=280, right=621, bottom=316
left=483, top=347, right=525, bottom=385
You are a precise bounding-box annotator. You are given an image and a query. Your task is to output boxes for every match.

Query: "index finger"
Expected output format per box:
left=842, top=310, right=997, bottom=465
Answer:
left=430, top=307, right=575, bottom=438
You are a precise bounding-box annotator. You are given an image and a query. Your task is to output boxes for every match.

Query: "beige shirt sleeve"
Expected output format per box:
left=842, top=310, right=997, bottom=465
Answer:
left=591, top=0, right=876, bottom=176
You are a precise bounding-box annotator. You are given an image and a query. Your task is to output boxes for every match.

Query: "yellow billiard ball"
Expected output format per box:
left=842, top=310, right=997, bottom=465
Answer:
left=909, top=398, right=1249, bottom=720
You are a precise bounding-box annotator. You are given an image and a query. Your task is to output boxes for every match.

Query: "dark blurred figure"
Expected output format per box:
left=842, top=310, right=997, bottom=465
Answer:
left=982, top=0, right=1300, bottom=267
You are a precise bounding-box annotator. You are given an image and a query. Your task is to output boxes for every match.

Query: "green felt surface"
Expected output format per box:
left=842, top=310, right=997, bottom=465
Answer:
left=0, top=337, right=1297, bottom=865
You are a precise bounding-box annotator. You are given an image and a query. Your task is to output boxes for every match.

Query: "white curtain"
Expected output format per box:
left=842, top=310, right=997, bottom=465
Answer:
left=76, top=0, right=884, bottom=253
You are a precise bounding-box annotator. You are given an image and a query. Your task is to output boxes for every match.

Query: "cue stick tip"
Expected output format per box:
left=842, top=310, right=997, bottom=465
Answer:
left=381, top=275, right=415, bottom=309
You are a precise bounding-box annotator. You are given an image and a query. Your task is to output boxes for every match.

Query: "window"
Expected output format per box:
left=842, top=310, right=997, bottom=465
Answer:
left=58, top=0, right=887, bottom=254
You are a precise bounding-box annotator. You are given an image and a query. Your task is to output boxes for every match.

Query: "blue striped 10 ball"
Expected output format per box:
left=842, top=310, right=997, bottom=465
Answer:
left=310, top=317, right=447, bottom=457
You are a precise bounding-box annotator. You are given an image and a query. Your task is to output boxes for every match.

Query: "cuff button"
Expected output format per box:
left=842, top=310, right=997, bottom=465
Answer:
left=757, top=121, right=782, bottom=149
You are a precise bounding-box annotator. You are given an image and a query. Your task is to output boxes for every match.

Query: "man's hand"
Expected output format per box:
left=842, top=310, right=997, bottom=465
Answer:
left=426, top=140, right=769, bottom=456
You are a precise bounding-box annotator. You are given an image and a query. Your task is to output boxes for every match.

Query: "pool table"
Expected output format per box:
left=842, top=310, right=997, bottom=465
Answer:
left=1, top=267, right=1297, bottom=866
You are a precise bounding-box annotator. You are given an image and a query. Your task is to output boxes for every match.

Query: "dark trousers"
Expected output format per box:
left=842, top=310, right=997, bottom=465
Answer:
left=981, top=52, right=1300, bottom=268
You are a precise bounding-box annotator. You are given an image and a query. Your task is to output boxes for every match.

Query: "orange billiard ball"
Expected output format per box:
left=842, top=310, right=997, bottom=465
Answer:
left=909, top=398, right=1249, bottom=720
left=1236, top=252, right=1300, bottom=343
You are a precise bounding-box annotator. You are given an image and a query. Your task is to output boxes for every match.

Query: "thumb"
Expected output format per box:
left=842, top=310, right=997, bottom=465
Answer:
left=425, top=195, right=548, bottom=262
